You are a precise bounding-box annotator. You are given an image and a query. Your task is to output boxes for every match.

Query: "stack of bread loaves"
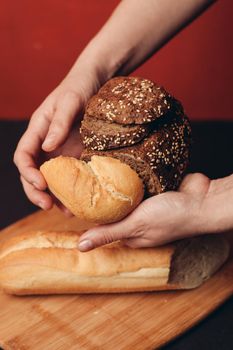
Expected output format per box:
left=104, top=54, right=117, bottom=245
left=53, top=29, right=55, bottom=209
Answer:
left=40, top=76, right=192, bottom=224
left=80, top=76, right=192, bottom=197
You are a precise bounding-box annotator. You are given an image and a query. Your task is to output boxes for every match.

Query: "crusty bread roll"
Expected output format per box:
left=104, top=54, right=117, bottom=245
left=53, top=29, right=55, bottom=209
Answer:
left=40, top=155, right=144, bottom=224
left=0, top=231, right=229, bottom=295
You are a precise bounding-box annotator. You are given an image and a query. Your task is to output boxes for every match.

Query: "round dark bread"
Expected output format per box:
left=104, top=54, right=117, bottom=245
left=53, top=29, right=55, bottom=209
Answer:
left=85, top=76, right=173, bottom=125
left=81, top=110, right=192, bottom=197
left=80, top=115, right=152, bottom=151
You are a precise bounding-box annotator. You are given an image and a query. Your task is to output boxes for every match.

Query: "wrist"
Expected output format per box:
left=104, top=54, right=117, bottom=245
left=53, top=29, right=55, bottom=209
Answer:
left=59, top=53, right=107, bottom=106
left=69, top=45, right=115, bottom=87
left=71, top=26, right=135, bottom=84
left=200, top=175, right=233, bottom=234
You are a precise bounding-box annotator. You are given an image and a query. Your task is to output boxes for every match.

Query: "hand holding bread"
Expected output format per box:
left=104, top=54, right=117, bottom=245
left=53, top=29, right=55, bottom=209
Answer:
left=39, top=77, right=196, bottom=251
left=38, top=77, right=231, bottom=260
left=78, top=173, right=211, bottom=251
left=9, top=76, right=231, bottom=296
left=41, top=77, right=192, bottom=225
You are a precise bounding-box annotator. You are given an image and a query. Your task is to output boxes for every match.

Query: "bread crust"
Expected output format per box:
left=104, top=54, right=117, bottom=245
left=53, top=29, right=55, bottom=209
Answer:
left=85, top=77, right=172, bottom=124
left=80, top=77, right=191, bottom=198
left=0, top=231, right=229, bottom=295
left=40, top=156, right=144, bottom=224
left=80, top=115, right=151, bottom=151
left=81, top=111, right=191, bottom=196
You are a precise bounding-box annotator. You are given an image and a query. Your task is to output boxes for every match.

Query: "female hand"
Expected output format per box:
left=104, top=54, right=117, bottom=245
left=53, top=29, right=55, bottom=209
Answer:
left=78, top=173, right=212, bottom=251
left=14, top=0, right=216, bottom=213
left=14, top=70, right=102, bottom=211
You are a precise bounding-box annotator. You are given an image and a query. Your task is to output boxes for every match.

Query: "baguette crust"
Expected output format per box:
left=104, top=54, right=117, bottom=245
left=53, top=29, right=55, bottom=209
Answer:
left=0, top=231, right=230, bottom=295
left=40, top=156, right=144, bottom=224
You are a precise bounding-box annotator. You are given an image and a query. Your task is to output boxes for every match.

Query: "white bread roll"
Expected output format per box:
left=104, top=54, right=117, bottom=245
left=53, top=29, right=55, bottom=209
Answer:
left=40, top=155, right=144, bottom=224
left=0, top=231, right=229, bottom=295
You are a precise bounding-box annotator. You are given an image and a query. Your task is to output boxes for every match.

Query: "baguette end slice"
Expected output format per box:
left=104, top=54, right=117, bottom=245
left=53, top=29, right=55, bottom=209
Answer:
left=169, top=235, right=230, bottom=289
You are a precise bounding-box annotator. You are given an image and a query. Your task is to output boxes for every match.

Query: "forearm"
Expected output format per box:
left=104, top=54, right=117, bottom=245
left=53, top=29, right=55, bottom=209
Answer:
left=68, top=0, right=216, bottom=82
left=201, top=174, right=233, bottom=234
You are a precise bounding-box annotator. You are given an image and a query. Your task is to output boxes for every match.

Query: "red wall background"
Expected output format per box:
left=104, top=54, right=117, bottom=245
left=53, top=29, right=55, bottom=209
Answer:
left=0, top=0, right=232, bottom=121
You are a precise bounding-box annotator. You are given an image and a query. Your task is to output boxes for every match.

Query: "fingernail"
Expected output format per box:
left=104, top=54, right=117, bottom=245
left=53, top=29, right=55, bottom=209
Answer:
left=78, top=240, right=93, bottom=252
left=43, top=134, right=55, bottom=147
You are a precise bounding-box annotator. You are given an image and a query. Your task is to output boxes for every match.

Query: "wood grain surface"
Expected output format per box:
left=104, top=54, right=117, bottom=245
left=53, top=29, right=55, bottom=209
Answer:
left=0, top=207, right=232, bottom=350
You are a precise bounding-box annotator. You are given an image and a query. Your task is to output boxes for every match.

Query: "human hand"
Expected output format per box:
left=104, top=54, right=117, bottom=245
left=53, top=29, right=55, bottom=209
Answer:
left=14, top=70, right=101, bottom=211
left=78, top=173, right=211, bottom=251
left=13, top=0, right=216, bottom=214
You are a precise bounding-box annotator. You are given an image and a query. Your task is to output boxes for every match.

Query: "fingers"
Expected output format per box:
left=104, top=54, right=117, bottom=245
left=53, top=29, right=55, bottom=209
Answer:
left=77, top=184, right=196, bottom=252
left=50, top=193, right=74, bottom=217
left=13, top=109, right=53, bottom=208
left=123, top=237, right=167, bottom=249
left=78, top=213, right=141, bottom=252
left=15, top=108, right=54, bottom=207
left=14, top=107, right=53, bottom=188
left=14, top=90, right=83, bottom=209
left=14, top=148, right=46, bottom=191
left=42, top=91, right=82, bottom=152
left=20, top=176, right=53, bottom=210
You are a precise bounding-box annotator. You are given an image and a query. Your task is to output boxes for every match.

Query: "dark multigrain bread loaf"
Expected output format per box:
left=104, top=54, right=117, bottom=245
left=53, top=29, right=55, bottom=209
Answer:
left=85, top=76, right=172, bottom=124
left=81, top=111, right=192, bottom=197
left=80, top=115, right=152, bottom=151
left=80, top=76, right=191, bottom=197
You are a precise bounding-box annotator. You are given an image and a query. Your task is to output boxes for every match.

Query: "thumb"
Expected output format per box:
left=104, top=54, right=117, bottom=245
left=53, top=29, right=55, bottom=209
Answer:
left=78, top=214, right=139, bottom=252
left=42, top=92, right=82, bottom=152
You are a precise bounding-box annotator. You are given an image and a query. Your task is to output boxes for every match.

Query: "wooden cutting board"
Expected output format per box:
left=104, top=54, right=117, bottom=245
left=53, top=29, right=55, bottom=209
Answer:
left=0, top=208, right=232, bottom=350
